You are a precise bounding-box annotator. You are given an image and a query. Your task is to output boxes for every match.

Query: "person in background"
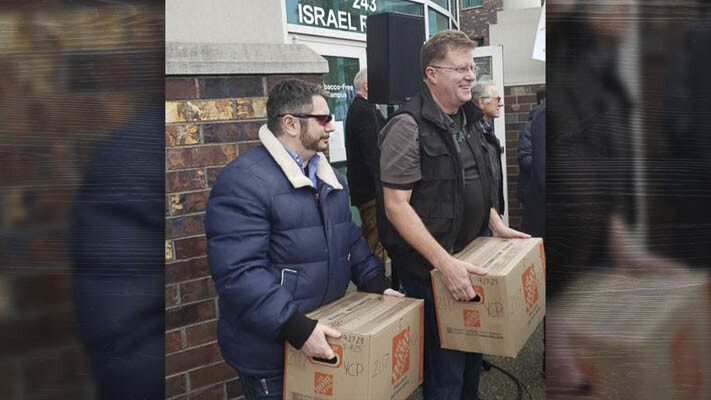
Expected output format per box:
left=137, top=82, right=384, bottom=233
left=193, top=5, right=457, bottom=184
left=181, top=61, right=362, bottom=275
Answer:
left=471, top=82, right=505, bottom=217
left=516, top=85, right=545, bottom=207
left=345, top=67, right=388, bottom=264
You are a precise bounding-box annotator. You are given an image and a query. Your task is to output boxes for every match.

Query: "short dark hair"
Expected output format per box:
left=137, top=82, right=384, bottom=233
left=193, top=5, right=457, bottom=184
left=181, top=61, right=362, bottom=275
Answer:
left=420, top=30, right=476, bottom=79
left=536, top=85, right=546, bottom=105
left=266, top=79, right=329, bottom=136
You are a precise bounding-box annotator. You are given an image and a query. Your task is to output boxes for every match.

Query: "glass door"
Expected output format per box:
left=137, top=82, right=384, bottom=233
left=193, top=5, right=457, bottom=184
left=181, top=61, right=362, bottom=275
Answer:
left=291, top=36, right=367, bottom=224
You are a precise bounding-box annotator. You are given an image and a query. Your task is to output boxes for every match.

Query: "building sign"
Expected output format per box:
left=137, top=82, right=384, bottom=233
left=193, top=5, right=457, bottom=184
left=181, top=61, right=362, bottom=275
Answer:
left=285, top=0, right=424, bottom=34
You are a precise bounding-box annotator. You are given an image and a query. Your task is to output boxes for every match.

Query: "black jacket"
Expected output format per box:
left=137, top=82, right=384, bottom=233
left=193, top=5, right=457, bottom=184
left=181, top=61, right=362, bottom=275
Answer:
left=522, top=102, right=545, bottom=239
left=516, top=108, right=537, bottom=204
left=345, top=96, right=386, bottom=206
left=475, top=115, right=506, bottom=215
left=376, top=88, right=491, bottom=280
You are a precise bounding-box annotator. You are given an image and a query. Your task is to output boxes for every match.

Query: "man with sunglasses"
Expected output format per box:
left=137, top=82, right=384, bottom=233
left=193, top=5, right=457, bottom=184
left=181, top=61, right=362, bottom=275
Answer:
left=378, top=30, right=529, bottom=399
left=206, top=79, right=400, bottom=399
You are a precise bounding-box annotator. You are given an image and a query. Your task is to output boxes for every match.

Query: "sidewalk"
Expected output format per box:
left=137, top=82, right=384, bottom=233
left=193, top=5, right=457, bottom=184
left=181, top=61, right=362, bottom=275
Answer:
left=407, top=323, right=545, bottom=399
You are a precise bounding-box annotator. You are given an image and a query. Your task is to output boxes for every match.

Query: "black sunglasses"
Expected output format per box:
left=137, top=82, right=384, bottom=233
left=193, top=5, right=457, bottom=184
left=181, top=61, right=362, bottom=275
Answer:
left=278, top=113, right=334, bottom=126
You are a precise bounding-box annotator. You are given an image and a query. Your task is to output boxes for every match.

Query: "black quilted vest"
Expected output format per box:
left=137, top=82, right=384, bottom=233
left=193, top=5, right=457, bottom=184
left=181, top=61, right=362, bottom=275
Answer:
left=375, top=88, right=492, bottom=280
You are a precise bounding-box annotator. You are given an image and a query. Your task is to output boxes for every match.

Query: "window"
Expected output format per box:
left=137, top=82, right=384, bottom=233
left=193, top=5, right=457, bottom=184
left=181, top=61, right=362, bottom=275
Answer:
left=428, top=9, right=450, bottom=38
left=461, top=0, right=483, bottom=9
left=431, top=0, right=449, bottom=10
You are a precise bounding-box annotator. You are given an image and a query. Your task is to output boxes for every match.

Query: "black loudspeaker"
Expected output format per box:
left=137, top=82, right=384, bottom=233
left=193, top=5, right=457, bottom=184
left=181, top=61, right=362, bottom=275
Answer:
left=366, top=12, right=425, bottom=105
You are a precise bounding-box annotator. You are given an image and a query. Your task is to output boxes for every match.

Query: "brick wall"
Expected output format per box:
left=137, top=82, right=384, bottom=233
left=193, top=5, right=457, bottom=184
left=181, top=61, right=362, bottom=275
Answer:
left=0, top=3, right=162, bottom=399
left=503, top=84, right=543, bottom=231
left=165, top=74, right=324, bottom=400
left=459, top=0, right=503, bottom=45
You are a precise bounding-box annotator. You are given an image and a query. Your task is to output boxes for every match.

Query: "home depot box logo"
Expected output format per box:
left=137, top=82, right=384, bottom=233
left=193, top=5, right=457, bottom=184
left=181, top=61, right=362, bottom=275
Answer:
left=462, top=309, right=481, bottom=328
left=432, top=237, right=546, bottom=357
left=314, top=372, right=333, bottom=396
left=284, top=293, right=424, bottom=400
left=392, top=327, right=410, bottom=383
left=521, top=264, right=539, bottom=313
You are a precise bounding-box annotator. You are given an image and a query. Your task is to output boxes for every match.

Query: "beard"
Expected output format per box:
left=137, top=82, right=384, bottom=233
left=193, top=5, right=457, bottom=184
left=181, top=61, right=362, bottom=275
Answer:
left=300, top=128, right=328, bottom=153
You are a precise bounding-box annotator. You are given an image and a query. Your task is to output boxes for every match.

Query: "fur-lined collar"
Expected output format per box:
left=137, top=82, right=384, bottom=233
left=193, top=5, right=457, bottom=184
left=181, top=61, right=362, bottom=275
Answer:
left=258, top=125, right=343, bottom=190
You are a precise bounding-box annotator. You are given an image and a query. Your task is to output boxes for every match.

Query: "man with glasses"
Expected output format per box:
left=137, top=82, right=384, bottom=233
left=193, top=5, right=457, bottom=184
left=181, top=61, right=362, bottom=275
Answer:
left=472, top=82, right=506, bottom=217
left=205, top=79, right=400, bottom=399
left=378, top=30, right=528, bottom=399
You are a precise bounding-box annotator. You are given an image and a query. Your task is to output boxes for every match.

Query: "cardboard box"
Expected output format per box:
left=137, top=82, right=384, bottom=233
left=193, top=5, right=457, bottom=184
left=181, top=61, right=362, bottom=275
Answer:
left=431, top=237, right=546, bottom=357
left=554, top=271, right=711, bottom=399
left=283, top=292, right=424, bottom=400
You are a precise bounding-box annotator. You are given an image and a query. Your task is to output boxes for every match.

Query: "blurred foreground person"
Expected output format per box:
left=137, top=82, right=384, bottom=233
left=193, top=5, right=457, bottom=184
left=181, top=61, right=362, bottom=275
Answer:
left=546, top=1, right=702, bottom=398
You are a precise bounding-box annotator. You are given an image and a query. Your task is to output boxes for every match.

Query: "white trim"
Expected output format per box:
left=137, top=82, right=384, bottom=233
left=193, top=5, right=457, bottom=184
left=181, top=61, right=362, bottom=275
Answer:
left=287, top=23, right=367, bottom=42
left=427, top=1, right=451, bottom=17
left=280, top=268, right=298, bottom=285
left=258, top=125, right=344, bottom=190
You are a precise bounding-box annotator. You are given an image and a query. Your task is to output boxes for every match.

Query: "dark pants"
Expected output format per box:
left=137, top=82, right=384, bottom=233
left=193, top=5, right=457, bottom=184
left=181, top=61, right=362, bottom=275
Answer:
left=399, top=269, right=483, bottom=400
left=239, top=374, right=283, bottom=400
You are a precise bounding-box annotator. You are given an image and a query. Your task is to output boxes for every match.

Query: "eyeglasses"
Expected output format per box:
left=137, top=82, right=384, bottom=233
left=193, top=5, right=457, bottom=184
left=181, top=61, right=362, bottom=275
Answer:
left=278, top=113, right=334, bottom=126
left=430, top=64, right=476, bottom=75
left=481, top=96, right=503, bottom=103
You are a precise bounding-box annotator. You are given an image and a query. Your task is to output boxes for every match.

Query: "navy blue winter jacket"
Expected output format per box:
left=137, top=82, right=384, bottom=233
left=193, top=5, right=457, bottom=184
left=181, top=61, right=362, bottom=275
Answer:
left=205, top=126, right=388, bottom=376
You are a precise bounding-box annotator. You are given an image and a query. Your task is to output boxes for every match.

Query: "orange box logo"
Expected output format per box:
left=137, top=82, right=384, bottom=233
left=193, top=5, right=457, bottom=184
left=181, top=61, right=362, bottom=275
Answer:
left=462, top=309, right=481, bottom=328
left=392, top=327, right=411, bottom=383
left=314, top=372, right=333, bottom=396
left=521, top=264, right=539, bottom=313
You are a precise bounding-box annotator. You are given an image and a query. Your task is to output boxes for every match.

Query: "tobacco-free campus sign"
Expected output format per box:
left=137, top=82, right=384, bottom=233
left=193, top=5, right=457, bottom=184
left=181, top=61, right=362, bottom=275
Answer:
left=285, top=0, right=423, bottom=34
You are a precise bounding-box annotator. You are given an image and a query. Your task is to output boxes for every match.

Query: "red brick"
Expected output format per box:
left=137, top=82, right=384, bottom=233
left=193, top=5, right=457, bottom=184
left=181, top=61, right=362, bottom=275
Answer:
left=237, top=142, right=260, bottom=155
left=167, top=79, right=198, bottom=100
left=167, top=215, right=205, bottom=240
left=203, top=121, right=261, bottom=143
left=206, top=167, right=224, bottom=186
left=167, top=145, right=237, bottom=170
left=166, top=330, right=184, bottom=354
left=24, top=346, right=91, bottom=393
left=189, top=383, right=225, bottom=400
left=166, top=285, right=179, bottom=308
left=166, top=299, right=215, bottom=330
left=174, top=235, right=207, bottom=260
left=13, top=273, right=72, bottom=311
left=166, top=374, right=188, bottom=397
left=166, top=343, right=221, bottom=376
left=181, top=278, right=217, bottom=304
left=166, top=257, right=210, bottom=284
left=199, top=77, right=264, bottom=98
left=166, top=169, right=206, bottom=193
left=517, top=95, right=537, bottom=104
left=189, top=362, right=238, bottom=390
left=186, top=321, right=218, bottom=347
left=0, top=308, right=78, bottom=355
left=225, top=378, right=244, bottom=399
left=266, top=74, right=323, bottom=92
left=169, top=191, right=210, bottom=217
